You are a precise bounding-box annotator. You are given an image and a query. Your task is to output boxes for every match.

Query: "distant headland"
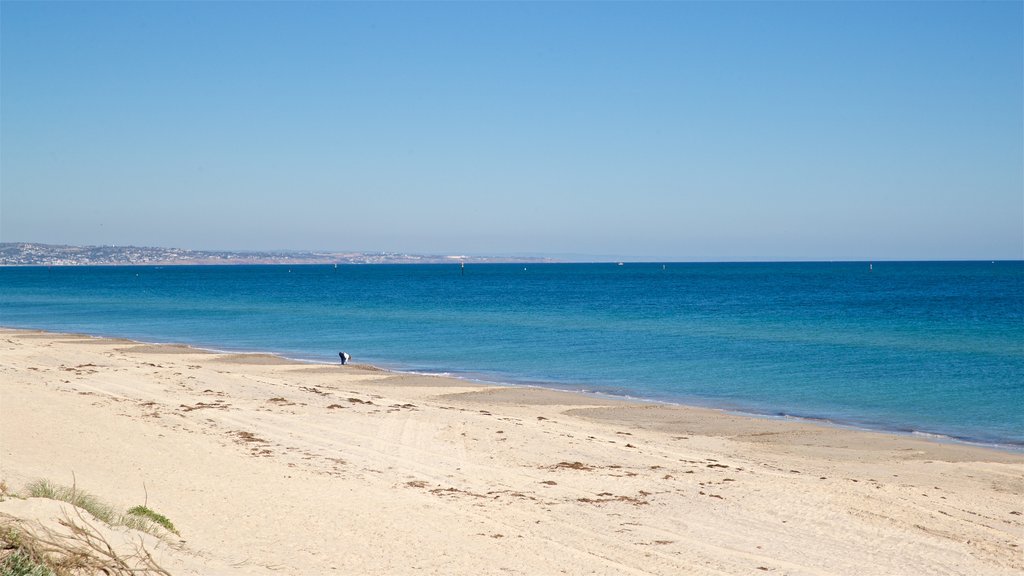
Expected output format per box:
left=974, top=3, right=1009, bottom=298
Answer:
left=0, top=243, right=557, bottom=266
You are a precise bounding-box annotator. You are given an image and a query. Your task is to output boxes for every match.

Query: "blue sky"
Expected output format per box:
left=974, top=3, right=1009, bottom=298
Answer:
left=1, top=2, right=1021, bottom=261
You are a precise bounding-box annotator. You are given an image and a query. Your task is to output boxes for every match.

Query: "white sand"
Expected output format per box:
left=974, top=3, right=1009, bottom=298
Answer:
left=1, top=328, right=1021, bottom=575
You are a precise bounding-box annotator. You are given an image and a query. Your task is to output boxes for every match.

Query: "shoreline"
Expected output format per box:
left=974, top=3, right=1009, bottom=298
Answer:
left=2, top=327, right=1022, bottom=574
left=2, top=324, right=1020, bottom=453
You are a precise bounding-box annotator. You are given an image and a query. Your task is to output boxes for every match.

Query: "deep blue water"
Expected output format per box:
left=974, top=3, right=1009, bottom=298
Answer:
left=1, top=262, right=1021, bottom=447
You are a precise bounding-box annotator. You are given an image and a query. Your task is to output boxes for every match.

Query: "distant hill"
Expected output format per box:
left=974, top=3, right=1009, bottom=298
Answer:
left=0, top=243, right=557, bottom=266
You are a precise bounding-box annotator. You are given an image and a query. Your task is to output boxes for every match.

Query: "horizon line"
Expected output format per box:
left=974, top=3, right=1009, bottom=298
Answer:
left=1, top=241, right=1020, bottom=265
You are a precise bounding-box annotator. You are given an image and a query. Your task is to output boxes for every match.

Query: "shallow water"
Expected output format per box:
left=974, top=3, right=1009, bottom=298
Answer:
left=2, top=261, right=1021, bottom=446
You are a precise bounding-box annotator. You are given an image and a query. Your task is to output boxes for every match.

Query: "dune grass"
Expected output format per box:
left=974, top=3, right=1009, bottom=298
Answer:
left=1, top=480, right=174, bottom=575
left=19, top=480, right=177, bottom=539
left=23, top=480, right=118, bottom=527
left=125, top=506, right=178, bottom=536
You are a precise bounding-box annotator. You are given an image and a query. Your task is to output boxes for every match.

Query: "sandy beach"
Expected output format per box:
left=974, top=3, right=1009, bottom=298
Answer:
left=1, top=327, right=1021, bottom=575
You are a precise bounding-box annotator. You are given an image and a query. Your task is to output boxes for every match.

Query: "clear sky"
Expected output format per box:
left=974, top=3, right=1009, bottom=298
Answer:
left=1, top=2, right=1021, bottom=261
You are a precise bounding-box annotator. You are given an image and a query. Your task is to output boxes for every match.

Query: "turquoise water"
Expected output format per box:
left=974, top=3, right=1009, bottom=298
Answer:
left=1, top=262, right=1021, bottom=447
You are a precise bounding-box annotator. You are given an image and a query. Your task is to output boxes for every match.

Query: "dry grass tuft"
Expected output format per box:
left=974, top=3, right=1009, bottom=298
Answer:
left=0, top=507, right=170, bottom=576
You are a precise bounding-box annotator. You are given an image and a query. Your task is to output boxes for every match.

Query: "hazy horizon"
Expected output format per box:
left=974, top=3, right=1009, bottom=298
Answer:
left=2, top=2, right=1021, bottom=261
left=5, top=240, right=1022, bottom=264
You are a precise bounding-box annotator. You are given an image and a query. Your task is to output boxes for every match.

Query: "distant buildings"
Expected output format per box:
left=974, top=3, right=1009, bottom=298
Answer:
left=0, top=243, right=555, bottom=266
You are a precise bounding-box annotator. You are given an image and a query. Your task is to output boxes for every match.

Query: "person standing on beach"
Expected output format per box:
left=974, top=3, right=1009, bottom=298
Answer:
left=339, top=352, right=350, bottom=365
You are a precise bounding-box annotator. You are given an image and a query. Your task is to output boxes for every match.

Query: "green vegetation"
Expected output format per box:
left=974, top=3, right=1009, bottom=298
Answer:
left=0, top=548, right=54, bottom=576
left=23, top=480, right=117, bottom=526
left=0, top=480, right=172, bottom=576
left=0, top=518, right=169, bottom=576
left=125, top=506, right=178, bottom=536
left=19, top=480, right=177, bottom=538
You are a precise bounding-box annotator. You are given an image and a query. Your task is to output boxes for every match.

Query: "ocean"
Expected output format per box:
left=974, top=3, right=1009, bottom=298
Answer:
left=1, top=261, right=1021, bottom=448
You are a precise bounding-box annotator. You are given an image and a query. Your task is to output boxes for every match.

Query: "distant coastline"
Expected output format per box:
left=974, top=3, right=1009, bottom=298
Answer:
left=0, top=242, right=557, bottom=266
